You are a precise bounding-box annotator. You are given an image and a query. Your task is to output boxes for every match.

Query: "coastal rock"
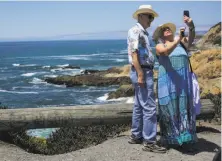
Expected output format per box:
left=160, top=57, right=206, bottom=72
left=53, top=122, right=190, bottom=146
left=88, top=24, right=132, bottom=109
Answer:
left=80, top=69, right=99, bottom=75
left=196, top=22, right=221, bottom=48
left=62, top=65, right=80, bottom=69
left=107, top=85, right=134, bottom=99
left=103, top=65, right=130, bottom=77
left=45, top=67, right=131, bottom=87
left=107, top=82, right=158, bottom=100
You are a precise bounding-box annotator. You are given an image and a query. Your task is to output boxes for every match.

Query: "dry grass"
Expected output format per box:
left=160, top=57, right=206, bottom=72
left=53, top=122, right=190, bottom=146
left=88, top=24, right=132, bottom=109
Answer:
left=190, top=49, right=221, bottom=96
left=191, top=49, right=221, bottom=64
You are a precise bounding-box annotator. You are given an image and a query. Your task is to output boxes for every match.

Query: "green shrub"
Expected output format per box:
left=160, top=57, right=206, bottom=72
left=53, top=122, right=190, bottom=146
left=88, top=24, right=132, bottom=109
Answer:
left=5, top=123, right=130, bottom=155
left=9, top=129, right=49, bottom=154
left=46, top=124, right=130, bottom=155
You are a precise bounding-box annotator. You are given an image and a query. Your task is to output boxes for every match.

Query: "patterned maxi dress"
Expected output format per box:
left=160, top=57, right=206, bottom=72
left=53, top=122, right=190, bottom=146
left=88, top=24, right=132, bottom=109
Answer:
left=157, top=44, right=197, bottom=145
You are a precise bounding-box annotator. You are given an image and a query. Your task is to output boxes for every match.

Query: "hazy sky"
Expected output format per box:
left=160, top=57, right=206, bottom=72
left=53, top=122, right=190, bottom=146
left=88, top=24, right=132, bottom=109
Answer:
left=0, top=1, right=221, bottom=41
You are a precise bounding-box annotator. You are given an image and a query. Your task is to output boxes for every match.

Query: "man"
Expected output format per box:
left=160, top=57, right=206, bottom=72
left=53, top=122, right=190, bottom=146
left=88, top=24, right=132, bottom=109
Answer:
left=127, top=5, right=166, bottom=153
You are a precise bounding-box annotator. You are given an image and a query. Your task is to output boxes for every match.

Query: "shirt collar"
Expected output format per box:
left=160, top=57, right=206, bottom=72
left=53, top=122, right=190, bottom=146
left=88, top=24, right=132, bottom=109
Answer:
left=136, top=23, right=149, bottom=36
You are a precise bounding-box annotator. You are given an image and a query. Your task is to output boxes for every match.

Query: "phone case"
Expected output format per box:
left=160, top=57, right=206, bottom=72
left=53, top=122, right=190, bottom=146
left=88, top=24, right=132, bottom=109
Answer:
left=184, top=10, right=190, bottom=17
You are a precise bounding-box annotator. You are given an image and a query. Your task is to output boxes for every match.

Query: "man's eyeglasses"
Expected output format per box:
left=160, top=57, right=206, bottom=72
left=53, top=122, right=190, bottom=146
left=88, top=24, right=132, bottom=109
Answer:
left=142, top=14, right=154, bottom=21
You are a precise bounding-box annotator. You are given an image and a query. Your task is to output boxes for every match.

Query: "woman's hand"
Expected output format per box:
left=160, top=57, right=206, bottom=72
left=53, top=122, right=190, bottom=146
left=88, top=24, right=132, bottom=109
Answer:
left=175, top=31, right=183, bottom=43
left=183, top=16, right=194, bottom=28
left=183, top=15, right=195, bottom=48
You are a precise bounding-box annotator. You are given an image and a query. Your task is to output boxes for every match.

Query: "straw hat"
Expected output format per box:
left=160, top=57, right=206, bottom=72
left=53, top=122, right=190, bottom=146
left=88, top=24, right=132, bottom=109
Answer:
left=152, top=23, right=176, bottom=41
left=133, top=5, right=159, bottom=20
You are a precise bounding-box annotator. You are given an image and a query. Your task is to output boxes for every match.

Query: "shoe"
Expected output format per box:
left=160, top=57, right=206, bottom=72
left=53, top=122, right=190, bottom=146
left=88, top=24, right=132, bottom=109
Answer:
left=142, top=142, right=167, bottom=153
left=213, top=149, right=221, bottom=161
left=128, top=135, right=143, bottom=144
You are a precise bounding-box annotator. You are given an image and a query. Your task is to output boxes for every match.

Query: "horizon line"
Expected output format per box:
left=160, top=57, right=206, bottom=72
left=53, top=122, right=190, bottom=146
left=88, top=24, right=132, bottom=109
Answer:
left=0, top=23, right=217, bottom=43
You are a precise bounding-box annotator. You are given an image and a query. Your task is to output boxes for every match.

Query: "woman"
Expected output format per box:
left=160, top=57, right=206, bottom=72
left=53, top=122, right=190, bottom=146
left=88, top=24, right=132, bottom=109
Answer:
left=152, top=15, right=197, bottom=148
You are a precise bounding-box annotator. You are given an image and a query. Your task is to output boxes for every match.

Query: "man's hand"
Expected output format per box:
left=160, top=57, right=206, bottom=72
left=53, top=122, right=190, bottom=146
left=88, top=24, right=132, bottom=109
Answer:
left=137, top=73, right=145, bottom=88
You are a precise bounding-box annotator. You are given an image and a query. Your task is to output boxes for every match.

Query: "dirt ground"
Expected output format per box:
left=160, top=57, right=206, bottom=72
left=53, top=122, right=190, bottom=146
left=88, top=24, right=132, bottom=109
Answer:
left=0, top=121, right=221, bottom=161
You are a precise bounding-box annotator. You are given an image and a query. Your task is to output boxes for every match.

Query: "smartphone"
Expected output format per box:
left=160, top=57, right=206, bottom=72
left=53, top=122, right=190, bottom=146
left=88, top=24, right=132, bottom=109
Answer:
left=180, top=30, right=185, bottom=37
left=180, top=27, right=185, bottom=37
left=184, top=10, right=190, bottom=17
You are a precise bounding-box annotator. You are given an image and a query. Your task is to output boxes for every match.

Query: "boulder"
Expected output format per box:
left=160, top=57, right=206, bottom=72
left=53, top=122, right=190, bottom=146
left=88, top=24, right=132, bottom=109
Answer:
left=107, top=85, right=134, bottom=99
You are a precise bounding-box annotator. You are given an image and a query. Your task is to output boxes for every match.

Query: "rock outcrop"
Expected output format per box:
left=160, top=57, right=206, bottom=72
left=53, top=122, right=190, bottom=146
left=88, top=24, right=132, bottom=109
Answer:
left=195, top=22, right=221, bottom=48
left=107, top=84, right=134, bottom=99
left=45, top=66, right=131, bottom=87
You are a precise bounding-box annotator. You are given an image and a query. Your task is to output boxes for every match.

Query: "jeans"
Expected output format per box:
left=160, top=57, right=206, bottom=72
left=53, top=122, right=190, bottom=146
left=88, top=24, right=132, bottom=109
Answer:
left=130, top=67, right=157, bottom=143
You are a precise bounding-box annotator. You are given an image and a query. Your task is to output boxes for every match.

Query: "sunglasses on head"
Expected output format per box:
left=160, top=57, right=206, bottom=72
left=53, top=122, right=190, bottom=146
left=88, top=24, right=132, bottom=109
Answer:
left=142, top=14, right=154, bottom=21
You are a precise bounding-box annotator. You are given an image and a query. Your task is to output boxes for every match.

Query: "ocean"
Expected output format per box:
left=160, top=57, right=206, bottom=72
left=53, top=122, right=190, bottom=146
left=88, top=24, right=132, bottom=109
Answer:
left=0, top=40, right=139, bottom=137
left=0, top=40, right=133, bottom=108
left=0, top=32, right=205, bottom=137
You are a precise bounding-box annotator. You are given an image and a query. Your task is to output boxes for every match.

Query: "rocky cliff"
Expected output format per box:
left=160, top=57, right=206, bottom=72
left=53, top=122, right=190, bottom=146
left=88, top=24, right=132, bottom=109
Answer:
left=195, top=22, right=221, bottom=48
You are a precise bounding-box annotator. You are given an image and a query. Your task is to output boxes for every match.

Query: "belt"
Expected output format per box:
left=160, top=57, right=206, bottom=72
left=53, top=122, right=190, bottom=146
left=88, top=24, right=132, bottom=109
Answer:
left=132, top=64, right=154, bottom=70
